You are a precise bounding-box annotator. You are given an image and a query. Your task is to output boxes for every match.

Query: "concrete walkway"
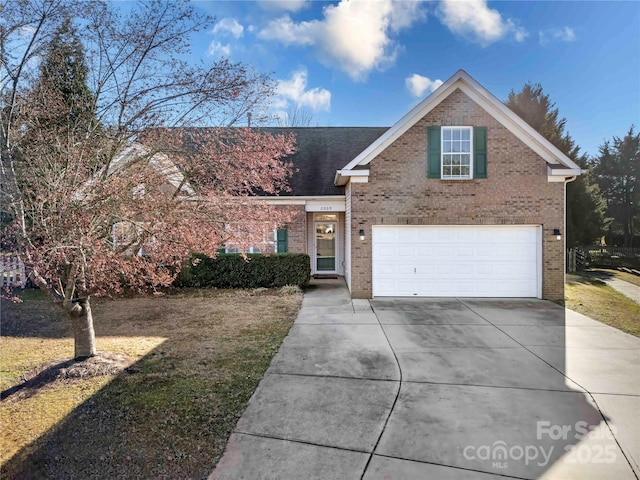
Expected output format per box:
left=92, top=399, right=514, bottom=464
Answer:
left=210, top=279, right=640, bottom=480
left=594, top=274, right=640, bottom=304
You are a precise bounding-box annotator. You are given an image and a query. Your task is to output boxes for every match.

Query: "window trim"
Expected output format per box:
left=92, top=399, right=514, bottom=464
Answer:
left=441, top=126, right=473, bottom=180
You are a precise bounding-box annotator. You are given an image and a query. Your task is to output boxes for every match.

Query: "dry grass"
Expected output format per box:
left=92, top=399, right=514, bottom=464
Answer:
left=590, top=268, right=640, bottom=287
left=1, top=287, right=302, bottom=479
left=565, top=276, right=640, bottom=337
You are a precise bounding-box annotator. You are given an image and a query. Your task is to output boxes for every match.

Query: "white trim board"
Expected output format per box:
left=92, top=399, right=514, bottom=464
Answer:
left=335, top=70, right=582, bottom=186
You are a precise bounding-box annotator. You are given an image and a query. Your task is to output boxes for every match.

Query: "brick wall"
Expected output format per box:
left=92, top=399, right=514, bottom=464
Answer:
left=284, top=205, right=307, bottom=254
left=349, top=88, right=565, bottom=300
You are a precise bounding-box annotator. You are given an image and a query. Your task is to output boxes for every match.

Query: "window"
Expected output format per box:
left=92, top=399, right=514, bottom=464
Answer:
left=442, top=126, right=472, bottom=179
left=315, top=213, right=338, bottom=221
left=427, top=126, right=487, bottom=180
left=225, top=228, right=280, bottom=254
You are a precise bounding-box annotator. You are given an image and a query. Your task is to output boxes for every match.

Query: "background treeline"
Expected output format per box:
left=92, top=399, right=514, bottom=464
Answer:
left=506, top=84, right=639, bottom=248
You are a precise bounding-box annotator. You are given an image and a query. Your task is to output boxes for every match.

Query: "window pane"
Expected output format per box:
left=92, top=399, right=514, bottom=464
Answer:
left=452, top=155, right=460, bottom=166
left=443, top=166, right=452, bottom=176
left=315, top=214, right=337, bottom=221
left=462, top=140, right=471, bottom=152
left=461, top=129, right=470, bottom=141
left=443, top=129, right=451, bottom=140
left=452, top=141, right=459, bottom=153
left=461, top=166, right=470, bottom=176
left=461, top=154, right=470, bottom=166
left=453, top=129, right=460, bottom=141
left=443, top=141, right=451, bottom=153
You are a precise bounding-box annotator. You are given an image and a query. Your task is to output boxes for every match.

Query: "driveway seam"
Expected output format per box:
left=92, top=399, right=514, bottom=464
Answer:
left=458, top=299, right=640, bottom=480
left=399, top=379, right=587, bottom=393
left=369, top=453, right=530, bottom=480
left=232, top=431, right=371, bottom=455
left=263, top=371, right=398, bottom=383
left=358, top=300, right=403, bottom=480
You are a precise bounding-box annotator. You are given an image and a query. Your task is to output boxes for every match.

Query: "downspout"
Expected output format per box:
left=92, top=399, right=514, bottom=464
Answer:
left=563, top=175, right=578, bottom=284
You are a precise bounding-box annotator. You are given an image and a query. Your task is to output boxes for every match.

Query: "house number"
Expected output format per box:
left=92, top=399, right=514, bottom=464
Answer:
left=320, top=206, right=333, bottom=211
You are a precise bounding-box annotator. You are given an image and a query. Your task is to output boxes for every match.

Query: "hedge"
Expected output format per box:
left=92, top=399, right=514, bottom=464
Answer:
left=175, top=253, right=311, bottom=289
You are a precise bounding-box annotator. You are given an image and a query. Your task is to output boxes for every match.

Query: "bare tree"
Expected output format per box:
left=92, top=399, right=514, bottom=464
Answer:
left=1, top=0, right=296, bottom=359
left=275, top=104, right=314, bottom=127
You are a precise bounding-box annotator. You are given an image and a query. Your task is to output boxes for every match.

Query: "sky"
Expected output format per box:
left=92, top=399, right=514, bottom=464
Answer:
left=186, top=0, right=639, bottom=158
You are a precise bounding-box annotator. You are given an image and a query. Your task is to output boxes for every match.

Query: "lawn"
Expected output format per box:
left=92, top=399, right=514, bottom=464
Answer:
left=565, top=276, right=640, bottom=337
left=1, top=287, right=302, bottom=479
left=589, top=268, right=640, bottom=287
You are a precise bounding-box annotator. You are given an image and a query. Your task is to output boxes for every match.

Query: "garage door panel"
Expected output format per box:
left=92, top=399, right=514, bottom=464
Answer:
left=372, top=226, right=540, bottom=298
left=433, top=246, right=452, bottom=257
left=375, top=229, right=396, bottom=242
left=456, top=247, right=474, bottom=257
left=455, top=264, right=474, bottom=275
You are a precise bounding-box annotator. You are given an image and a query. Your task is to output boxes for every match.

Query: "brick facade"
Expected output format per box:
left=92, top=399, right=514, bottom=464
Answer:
left=284, top=205, right=307, bottom=254
left=349, top=88, right=566, bottom=300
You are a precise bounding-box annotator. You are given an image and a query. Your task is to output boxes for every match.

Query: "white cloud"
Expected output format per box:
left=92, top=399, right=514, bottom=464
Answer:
left=18, top=25, right=37, bottom=37
left=259, top=14, right=317, bottom=46
left=259, top=0, right=427, bottom=81
left=539, top=26, right=576, bottom=46
left=276, top=69, right=331, bottom=111
left=405, top=74, right=443, bottom=98
left=389, top=1, right=428, bottom=32
left=437, top=0, right=527, bottom=47
left=258, top=0, right=310, bottom=12
left=212, top=18, right=244, bottom=38
left=207, top=41, right=231, bottom=57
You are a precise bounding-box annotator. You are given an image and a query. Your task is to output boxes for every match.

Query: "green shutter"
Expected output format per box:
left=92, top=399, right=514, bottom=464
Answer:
left=277, top=228, right=288, bottom=253
left=427, top=126, right=441, bottom=178
left=474, top=126, right=487, bottom=179
left=216, top=247, right=226, bottom=254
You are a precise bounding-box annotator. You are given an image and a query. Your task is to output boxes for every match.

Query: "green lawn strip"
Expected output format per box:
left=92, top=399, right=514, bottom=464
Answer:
left=566, top=277, right=640, bottom=337
left=1, top=289, right=301, bottom=479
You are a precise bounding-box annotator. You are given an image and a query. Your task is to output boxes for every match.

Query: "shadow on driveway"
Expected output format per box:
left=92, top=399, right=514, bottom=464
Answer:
left=212, top=283, right=639, bottom=479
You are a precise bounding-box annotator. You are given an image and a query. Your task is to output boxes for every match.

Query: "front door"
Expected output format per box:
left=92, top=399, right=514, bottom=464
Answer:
left=315, top=221, right=337, bottom=272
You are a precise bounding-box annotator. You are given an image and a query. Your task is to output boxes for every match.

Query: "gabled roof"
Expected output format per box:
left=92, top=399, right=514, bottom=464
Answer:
left=75, top=143, right=195, bottom=201
left=109, top=143, right=195, bottom=195
left=259, top=127, right=387, bottom=196
left=335, top=69, right=581, bottom=185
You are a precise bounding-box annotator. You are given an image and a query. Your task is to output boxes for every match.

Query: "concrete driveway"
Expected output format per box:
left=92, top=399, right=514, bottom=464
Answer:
left=210, top=279, right=640, bottom=480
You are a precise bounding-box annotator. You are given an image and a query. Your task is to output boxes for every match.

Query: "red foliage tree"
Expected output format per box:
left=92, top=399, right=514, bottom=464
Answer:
left=1, top=0, right=296, bottom=358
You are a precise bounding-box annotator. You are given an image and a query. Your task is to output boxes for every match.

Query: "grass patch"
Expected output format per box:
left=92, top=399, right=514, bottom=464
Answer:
left=565, top=276, right=640, bottom=337
left=1, top=287, right=302, bottom=478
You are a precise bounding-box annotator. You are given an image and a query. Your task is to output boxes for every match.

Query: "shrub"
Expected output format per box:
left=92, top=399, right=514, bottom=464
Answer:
left=175, top=253, right=310, bottom=289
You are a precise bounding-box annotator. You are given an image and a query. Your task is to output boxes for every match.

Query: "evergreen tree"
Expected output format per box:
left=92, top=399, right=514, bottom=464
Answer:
left=33, top=17, right=98, bottom=135
left=592, top=127, right=640, bottom=247
left=506, top=83, right=608, bottom=248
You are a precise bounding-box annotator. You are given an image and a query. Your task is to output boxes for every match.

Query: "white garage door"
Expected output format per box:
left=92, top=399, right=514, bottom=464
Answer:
left=372, top=225, right=541, bottom=297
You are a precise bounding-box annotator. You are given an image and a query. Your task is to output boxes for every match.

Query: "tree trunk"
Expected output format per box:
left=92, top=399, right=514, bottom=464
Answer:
left=69, top=297, right=96, bottom=359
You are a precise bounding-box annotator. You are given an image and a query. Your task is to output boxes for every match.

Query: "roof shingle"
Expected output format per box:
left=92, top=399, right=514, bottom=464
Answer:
left=259, top=127, right=388, bottom=196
